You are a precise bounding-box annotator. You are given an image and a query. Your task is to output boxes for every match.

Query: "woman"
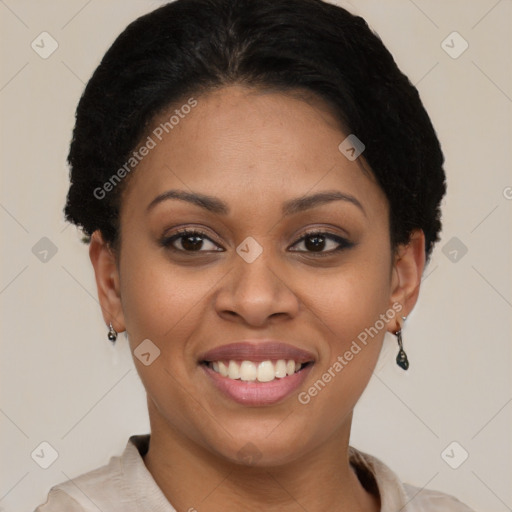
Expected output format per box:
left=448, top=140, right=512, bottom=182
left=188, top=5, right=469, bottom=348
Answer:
left=36, top=0, right=475, bottom=510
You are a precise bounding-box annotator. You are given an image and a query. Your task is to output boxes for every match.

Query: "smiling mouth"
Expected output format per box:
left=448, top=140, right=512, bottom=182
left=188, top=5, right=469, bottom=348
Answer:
left=201, top=359, right=313, bottom=383
left=197, top=341, right=316, bottom=405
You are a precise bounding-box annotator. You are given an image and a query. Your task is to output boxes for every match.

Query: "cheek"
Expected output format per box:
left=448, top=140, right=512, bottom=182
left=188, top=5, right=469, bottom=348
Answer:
left=305, top=254, right=392, bottom=344
left=118, top=249, right=215, bottom=421
left=291, top=269, right=392, bottom=436
left=119, top=247, right=214, bottom=355
left=296, top=248, right=393, bottom=421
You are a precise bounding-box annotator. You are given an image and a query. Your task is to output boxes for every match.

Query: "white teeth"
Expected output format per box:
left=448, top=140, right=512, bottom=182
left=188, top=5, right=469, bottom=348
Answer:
left=239, top=361, right=257, bottom=381
left=218, top=361, right=228, bottom=377
left=257, top=360, right=275, bottom=382
left=209, top=359, right=305, bottom=382
left=228, top=360, right=240, bottom=379
left=274, top=359, right=287, bottom=378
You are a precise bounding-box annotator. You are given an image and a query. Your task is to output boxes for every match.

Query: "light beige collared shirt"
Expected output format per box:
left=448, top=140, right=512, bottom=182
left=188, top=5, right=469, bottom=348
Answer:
left=34, top=434, right=475, bottom=511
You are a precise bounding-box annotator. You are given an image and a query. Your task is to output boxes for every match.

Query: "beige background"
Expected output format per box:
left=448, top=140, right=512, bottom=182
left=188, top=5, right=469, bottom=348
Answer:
left=1, top=1, right=511, bottom=511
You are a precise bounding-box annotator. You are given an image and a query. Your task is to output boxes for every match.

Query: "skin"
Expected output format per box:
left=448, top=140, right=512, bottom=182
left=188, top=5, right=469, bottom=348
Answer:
left=89, top=85, right=425, bottom=511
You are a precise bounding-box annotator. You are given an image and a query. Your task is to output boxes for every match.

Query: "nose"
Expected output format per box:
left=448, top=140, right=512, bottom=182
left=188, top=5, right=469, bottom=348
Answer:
left=214, top=249, right=300, bottom=327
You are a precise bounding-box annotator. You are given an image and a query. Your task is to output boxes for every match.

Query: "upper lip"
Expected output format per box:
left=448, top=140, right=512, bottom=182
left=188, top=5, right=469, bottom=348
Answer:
left=198, top=341, right=316, bottom=364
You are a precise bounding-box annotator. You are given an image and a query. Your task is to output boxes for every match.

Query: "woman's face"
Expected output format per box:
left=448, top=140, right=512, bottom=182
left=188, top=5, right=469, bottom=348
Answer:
left=95, top=85, right=421, bottom=465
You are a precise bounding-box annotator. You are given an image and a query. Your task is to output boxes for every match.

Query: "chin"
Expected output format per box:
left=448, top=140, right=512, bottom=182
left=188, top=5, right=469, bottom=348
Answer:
left=197, top=419, right=313, bottom=468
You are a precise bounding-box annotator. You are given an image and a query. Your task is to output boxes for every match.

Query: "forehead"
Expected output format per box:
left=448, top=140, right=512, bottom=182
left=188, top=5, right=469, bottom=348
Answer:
left=120, top=85, right=386, bottom=221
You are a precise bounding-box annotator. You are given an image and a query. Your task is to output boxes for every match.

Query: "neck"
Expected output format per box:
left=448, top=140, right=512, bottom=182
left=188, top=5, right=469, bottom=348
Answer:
left=143, top=402, right=380, bottom=512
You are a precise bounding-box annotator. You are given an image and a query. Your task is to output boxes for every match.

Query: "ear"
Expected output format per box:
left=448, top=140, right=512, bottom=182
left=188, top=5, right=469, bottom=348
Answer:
left=387, top=229, right=426, bottom=332
left=89, top=230, right=125, bottom=333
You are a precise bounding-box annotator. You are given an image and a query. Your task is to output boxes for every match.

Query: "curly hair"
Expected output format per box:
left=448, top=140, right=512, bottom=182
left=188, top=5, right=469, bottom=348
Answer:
left=64, top=0, right=446, bottom=261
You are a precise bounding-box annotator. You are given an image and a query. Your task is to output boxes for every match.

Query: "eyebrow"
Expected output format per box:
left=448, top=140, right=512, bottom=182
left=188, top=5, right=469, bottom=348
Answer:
left=146, top=189, right=229, bottom=215
left=146, top=189, right=366, bottom=217
left=282, top=190, right=366, bottom=217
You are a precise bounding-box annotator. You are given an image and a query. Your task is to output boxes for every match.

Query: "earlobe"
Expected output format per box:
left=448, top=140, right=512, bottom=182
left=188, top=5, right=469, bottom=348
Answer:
left=388, top=229, right=426, bottom=328
left=89, top=230, right=125, bottom=333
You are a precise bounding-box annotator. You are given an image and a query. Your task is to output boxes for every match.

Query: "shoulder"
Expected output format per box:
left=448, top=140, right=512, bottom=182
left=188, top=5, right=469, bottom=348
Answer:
left=348, top=446, right=476, bottom=512
left=33, top=434, right=156, bottom=512
left=33, top=451, right=125, bottom=512
left=34, top=488, right=85, bottom=512
left=402, top=483, right=476, bottom=511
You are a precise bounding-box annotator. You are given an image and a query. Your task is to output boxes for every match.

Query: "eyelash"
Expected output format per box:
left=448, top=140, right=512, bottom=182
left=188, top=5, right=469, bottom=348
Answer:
left=159, top=228, right=354, bottom=257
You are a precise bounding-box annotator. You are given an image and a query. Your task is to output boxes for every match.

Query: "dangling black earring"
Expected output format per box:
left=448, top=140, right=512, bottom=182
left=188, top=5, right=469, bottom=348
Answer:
left=107, top=322, right=118, bottom=343
left=395, top=316, right=409, bottom=370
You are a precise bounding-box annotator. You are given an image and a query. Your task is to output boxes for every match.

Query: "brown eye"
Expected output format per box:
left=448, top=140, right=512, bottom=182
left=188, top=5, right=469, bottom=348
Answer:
left=290, top=231, right=353, bottom=255
left=304, top=234, right=327, bottom=252
left=180, top=233, right=205, bottom=251
left=161, top=229, right=223, bottom=252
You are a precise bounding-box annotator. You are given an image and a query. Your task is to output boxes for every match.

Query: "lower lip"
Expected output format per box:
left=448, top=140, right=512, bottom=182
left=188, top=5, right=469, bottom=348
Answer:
left=201, top=363, right=313, bottom=406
